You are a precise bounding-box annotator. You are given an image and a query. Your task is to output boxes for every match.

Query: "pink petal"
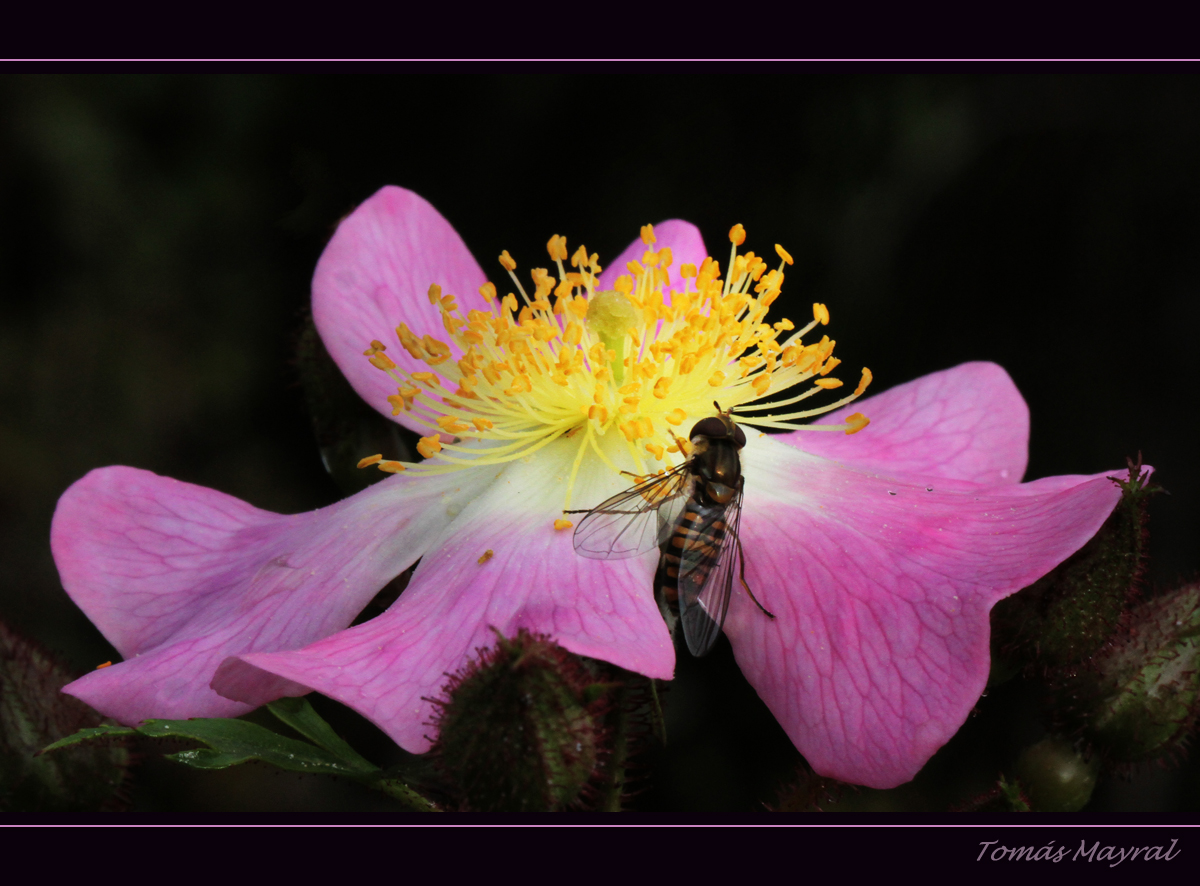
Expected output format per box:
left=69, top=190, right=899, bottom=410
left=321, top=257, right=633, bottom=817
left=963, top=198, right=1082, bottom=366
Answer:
left=726, top=434, right=1127, bottom=788
left=312, top=186, right=488, bottom=432
left=216, top=437, right=673, bottom=753
left=597, top=219, right=707, bottom=299
left=779, top=362, right=1030, bottom=486
left=53, top=464, right=491, bottom=724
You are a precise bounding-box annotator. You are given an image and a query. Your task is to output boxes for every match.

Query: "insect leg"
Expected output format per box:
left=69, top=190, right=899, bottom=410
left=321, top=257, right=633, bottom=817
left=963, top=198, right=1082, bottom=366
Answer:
left=736, top=533, right=776, bottom=620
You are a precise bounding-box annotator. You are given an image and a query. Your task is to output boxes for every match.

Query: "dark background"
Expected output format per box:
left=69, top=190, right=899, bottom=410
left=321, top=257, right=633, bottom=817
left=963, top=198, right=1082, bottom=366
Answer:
left=1, top=73, right=1198, bottom=812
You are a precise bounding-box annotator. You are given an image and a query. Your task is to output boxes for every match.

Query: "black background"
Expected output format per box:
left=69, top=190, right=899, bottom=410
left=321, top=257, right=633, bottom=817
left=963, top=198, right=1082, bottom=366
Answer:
left=1, top=72, right=1198, bottom=812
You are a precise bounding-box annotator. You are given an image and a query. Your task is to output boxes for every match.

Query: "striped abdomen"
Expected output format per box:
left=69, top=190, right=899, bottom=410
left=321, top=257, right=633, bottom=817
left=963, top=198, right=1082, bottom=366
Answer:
left=654, top=499, right=729, bottom=618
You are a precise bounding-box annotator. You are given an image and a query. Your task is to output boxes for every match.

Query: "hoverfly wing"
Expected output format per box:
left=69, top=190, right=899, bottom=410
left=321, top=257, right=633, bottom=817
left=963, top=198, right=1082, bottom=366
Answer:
left=678, top=484, right=744, bottom=657
left=572, top=467, right=691, bottom=560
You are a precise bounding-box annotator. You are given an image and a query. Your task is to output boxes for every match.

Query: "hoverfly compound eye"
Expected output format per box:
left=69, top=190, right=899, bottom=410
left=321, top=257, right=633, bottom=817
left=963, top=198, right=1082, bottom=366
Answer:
left=689, top=417, right=728, bottom=440
left=732, top=422, right=747, bottom=449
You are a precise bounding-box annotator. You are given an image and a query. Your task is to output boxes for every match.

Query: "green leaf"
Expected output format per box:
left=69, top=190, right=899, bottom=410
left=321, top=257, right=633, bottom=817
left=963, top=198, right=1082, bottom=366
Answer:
left=38, top=724, right=136, bottom=755
left=136, top=718, right=371, bottom=776
left=42, top=710, right=442, bottom=811
left=266, top=697, right=376, bottom=772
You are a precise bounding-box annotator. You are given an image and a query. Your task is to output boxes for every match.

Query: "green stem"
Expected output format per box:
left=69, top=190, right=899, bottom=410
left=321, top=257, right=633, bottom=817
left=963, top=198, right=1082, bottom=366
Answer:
left=598, top=682, right=630, bottom=812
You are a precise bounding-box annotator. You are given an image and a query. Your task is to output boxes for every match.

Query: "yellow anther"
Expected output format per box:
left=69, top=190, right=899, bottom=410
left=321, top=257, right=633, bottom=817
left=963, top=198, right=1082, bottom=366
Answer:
left=708, top=370, right=727, bottom=387
left=613, top=275, right=634, bottom=295
left=815, top=378, right=843, bottom=389
left=417, top=435, right=443, bottom=459
left=378, top=460, right=406, bottom=473
left=855, top=368, right=873, bottom=396
left=472, top=417, right=494, bottom=431
left=562, top=322, right=583, bottom=346
left=479, top=282, right=497, bottom=301
left=505, top=374, right=533, bottom=396
left=813, top=303, right=830, bottom=325
left=570, top=245, right=590, bottom=268
left=499, top=250, right=517, bottom=271
left=399, top=385, right=420, bottom=400
left=845, top=412, right=870, bottom=435
left=554, top=518, right=573, bottom=531
left=478, top=549, right=494, bottom=564
left=386, top=395, right=408, bottom=415
left=752, top=374, right=771, bottom=395
left=357, top=454, right=383, bottom=469
left=775, top=244, right=794, bottom=265
left=363, top=340, right=387, bottom=356
left=729, top=224, right=746, bottom=246
left=640, top=224, right=656, bottom=246
left=368, top=352, right=397, bottom=371
left=619, top=420, right=639, bottom=442
left=659, top=246, right=673, bottom=268
left=501, top=293, right=518, bottom=314
left=652, top=376, right=672, bottom=399
left=587, top=404, right=609, bottom=424
left=680, top=263, right=697, bottom=279
left=411, top=371, right=440, bottom=388
left=636, top=417, right=654, bottom=438
left=819, top=357, right=842, bottom=376
left=436, top=415, right=470, bottom=434
left=547, top=235, right=568, bottom=261
left=618, top=382, right=641, bottom=395
left=424, top=337, right=452, bottom=361
left=427, top=283, right=442, bottom=305
left=646, top=442, right=665, bottom=460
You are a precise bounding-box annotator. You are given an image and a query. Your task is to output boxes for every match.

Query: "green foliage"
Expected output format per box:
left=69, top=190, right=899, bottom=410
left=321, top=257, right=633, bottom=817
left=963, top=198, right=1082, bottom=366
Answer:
left=1, top=621, right=131, bottom=811
left=41, top=696, right=439, bottom=811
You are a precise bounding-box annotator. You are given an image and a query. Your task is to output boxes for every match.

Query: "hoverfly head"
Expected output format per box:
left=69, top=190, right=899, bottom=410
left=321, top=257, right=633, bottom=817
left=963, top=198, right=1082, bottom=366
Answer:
left=689, top=403, right=747, bottom=449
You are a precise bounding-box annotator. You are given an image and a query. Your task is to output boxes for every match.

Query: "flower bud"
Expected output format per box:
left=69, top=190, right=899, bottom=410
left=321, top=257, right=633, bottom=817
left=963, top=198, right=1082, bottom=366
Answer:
left=1014, top=735, right=1099, bottom=811
left=0, top=621, right=131, bottom=811
left=430, top=629, right=610, bottom=811
left=1071, top=584, right=1200, bottom=763
left=991, top=459, right=1154, bottom=671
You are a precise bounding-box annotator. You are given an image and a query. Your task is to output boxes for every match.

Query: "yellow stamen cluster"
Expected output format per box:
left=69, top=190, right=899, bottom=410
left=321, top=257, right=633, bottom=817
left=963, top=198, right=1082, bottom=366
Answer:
left=357, top=224, right=872, bottom=504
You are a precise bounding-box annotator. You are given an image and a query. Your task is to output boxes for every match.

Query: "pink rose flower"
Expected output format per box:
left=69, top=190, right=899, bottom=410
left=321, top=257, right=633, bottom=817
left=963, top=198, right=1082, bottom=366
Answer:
left=52, top=187, right=1128, bottom=789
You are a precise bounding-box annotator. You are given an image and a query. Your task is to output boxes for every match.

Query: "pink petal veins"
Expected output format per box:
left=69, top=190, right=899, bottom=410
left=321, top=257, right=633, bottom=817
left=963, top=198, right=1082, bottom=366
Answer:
left=728, top=433, right=1128, bottom=788
left=780, top=362, right=1030, bottom=486
left=53, top=463, right=490, bottom=724
left=312, top=186, right=488, bottom=432
left=216, top=436, right=674, bottom=752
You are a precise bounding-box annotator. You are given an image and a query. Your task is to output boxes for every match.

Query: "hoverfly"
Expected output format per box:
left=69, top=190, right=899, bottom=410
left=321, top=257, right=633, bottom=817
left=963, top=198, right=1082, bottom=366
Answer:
left=568, top=403, right=774, bottom=657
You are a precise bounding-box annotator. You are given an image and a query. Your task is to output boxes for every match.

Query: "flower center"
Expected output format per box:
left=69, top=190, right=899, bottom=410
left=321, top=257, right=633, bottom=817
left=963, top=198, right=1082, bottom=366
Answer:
left=357, top=223, right=872, bottom=513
